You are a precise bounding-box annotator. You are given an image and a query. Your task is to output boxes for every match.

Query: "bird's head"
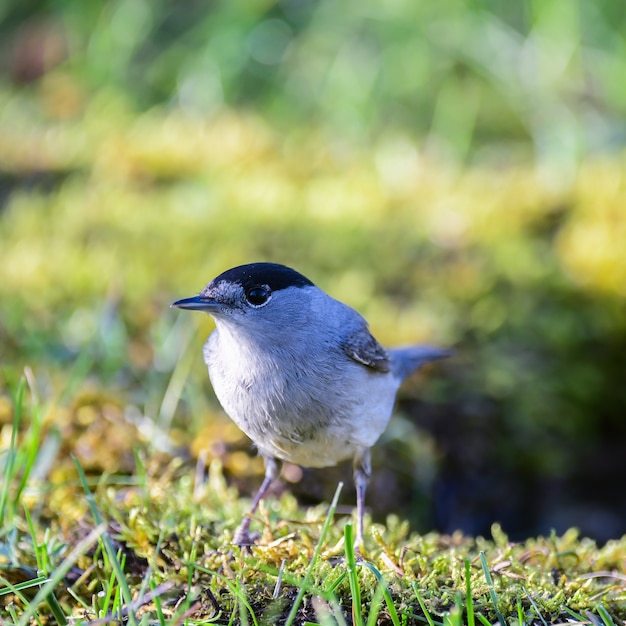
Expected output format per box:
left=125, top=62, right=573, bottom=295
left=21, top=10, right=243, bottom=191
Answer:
left=171, top=262, right=316, bottom=331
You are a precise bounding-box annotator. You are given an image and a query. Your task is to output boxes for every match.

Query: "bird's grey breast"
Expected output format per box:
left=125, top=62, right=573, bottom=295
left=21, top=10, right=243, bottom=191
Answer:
left=203, top=324, right=343, bottom=446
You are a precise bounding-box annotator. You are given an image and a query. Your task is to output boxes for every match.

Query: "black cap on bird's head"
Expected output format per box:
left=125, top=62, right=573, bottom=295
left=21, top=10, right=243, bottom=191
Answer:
left=171, top=262, right=315, bottom=313
left=210, top=263, right=314, bottom=292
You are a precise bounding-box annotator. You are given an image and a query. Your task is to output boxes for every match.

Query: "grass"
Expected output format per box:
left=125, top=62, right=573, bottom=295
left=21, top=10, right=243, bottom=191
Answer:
left=2, top=370, right=626, bottom=624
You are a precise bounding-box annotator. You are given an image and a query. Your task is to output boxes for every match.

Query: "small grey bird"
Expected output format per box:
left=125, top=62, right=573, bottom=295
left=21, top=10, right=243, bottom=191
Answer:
left=172, top=262, right=450, bottom=548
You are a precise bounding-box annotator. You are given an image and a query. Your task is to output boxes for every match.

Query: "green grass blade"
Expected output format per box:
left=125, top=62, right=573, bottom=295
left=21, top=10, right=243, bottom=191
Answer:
left=361, top=561, right=401, bottom=626
left=516, top=597, right=525, bottom=626
left=136, top=522, right=167, bottom=603
left=149, top=578, right=167, bottom=626
left=23, top=505, right=42, bottom=572
left=16, top=522, right=106, bottom=626
left=325, top=570, right=347, bottom=595
left=561, top=606, right=589, bottom=622
left=72, top=455, right=138, bottom=626
left=596, top=605, right=616, bottom=626
left=365, top=581, right=386, bottom=626
left=465, top=558, right=475, bottom=626
left=22, top=505, right=66, bottom=622
left=412, top=581, right=436, bottom=626
left=157, top=318, right=197, bottom=431
left=522, top=585, right=547, bottom=626
left=173, top=533, right=202, bottom=622
left=56, top=348, right=95, bottom=407
left=0, top=573, right=46, bottom=626
left=0, top=574, right=48, bottom=597
left=284, top=481, right=344, bottom=626
left=344, top=523, right=363, bottom=626
left=476, top=613, right=493, bottom=626
left=326, top=595, right=350, bottom=626
left=0, top=378, right=25, bottom=526
left=239, top=576, right=250, bottom=626
left=479, top=551, right=506, bottom=626
left=14, top=370, right=43, bottom=506
left=100, top=552, right=118, bottom=616
left=443, top=599, right=463, bottom=626
left=182, top=562, right=258, bottom=626
left=45, top=588, right=68, bottom=625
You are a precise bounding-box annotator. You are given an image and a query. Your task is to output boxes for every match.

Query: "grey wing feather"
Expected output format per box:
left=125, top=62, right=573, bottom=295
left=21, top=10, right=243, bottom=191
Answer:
left=342, top=328, right=391, bottom=373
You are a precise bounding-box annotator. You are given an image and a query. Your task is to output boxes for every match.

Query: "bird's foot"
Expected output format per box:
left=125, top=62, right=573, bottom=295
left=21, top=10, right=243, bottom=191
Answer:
left=232, top=525, right=261, bottom=549
left=353, top=541, right=368, bottom=560
left=327, top=545, right=368, bottom=567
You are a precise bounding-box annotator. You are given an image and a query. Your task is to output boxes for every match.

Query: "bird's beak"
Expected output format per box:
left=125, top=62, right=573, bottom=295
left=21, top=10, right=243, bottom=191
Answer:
left=171, top=295, right=222, bottom=312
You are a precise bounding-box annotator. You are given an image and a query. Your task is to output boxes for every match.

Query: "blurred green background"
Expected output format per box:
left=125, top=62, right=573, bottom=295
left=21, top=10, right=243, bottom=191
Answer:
left=1, top=0, right=625, bottom=542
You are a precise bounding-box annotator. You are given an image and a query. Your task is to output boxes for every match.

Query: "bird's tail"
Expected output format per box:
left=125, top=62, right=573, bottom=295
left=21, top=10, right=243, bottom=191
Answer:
left=388, top=344, right=452, bottom=382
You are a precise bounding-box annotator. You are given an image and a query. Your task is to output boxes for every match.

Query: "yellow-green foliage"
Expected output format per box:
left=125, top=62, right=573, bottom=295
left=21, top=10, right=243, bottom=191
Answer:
left=1, top=86, right=625, bottom=328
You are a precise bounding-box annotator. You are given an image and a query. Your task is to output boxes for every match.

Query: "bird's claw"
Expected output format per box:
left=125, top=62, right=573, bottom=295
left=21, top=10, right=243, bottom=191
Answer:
left=232, top=526, right=261, bottom=548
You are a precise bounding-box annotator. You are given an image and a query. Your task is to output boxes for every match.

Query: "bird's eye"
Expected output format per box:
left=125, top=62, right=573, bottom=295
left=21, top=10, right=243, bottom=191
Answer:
left=246, top=286, right=270, bottom=306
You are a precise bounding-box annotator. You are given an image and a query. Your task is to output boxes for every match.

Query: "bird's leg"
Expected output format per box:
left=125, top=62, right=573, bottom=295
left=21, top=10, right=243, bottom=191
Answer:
left=233, top=456, right=280, bottom=547
left=353, top=449, right=371, bottom=553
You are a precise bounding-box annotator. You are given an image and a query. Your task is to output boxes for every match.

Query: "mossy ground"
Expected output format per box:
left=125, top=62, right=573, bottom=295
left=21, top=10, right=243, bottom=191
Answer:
left=2, top=374, right=626, bottom=624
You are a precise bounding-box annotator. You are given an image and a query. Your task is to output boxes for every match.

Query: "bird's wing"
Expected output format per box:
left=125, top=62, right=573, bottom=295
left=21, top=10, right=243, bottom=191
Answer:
left=341, top=328, right=391, bottom=373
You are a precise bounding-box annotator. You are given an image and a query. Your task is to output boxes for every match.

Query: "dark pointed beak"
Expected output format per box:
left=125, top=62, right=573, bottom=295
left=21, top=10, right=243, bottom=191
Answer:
left=171, top=295, right=222, bottom=312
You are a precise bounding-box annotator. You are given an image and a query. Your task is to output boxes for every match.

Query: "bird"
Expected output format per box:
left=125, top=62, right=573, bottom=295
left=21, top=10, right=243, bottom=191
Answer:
left=172, top=262, right=450, bottom=549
